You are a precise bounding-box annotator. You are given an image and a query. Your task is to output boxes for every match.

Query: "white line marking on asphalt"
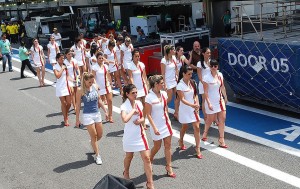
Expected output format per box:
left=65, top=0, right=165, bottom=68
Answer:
left=4, top=62, right=300, bottom=188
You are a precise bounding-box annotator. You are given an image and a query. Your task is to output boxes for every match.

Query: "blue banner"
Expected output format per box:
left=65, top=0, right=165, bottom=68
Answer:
left=218, top=38, right=300, bottom=112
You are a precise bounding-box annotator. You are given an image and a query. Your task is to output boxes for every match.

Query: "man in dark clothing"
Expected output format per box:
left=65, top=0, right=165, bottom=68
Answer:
left=188, top=41, right=201, bottom=84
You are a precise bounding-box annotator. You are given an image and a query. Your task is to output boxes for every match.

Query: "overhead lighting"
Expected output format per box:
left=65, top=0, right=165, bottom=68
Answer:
left=42, top=0, right=45, bottom=2
left=31, top=2, right=34, bottom=4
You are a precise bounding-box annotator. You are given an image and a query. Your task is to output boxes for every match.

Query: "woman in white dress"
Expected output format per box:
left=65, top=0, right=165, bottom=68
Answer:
left=115, top=36, right=126, bottom=91
left=145, top=75, right=175, bottom=178
left=53, top=53, right=72, bottom=126
left=120, top=37, right=134, bottom=83
left=104, top=40, right=122, bottom=93
left=70, top=38, right=86, bottom=76
left=176, top=65, right=202, bottom=159
left=174, top=46, right=190, bottom=120
left=128, top=50, right=148, bottom=129
left=202, top=60, right=228, bottom=148
left=197, top=47, right=211, bottom=121
left=64, top=49, right=80, bottom=111
left=92, top=52, right=113, bottom=123
left=128, top=50, right=148, bottom=102
left=161, top=45, right=178, bottom=118
left=30, top=38, right=46, bottom=87
left=47, top=36, right=60, bottom=66
left=120, top=84, right=154, bottom=189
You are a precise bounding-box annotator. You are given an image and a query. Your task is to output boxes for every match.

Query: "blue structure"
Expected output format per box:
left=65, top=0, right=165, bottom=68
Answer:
left=218, top=38, right=300, bottom=113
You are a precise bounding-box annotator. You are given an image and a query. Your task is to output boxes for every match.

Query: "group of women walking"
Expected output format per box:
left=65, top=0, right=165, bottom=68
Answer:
left=23, top=33, right=228, bottom=189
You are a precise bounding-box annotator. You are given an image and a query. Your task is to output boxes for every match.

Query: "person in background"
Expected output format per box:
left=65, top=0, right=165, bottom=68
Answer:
left=52, top=28, right=62, bottom=50
left=53, top=53, right=72, bottom=126
left=70, top=38, right=86, bottom=76
left=136, top=26, right=146, bottom=43
left=222, top=10, right=231, bottom=37
left=79, top=32, right=87, bottom=48
left=0, top=33, right=13, bottom=72
left=104, top=40, right=122, bottom=94
left=47, top=36, right=60, bottom=66
left=128, top=50, right=148, bottom=129
left=120, top=37, right=134, bottom=84
left=188, top=41, right=201, bottom=85
left=0, top=22, right=6, bottom=35
left=30, top=38, right=46, bottom=87
left=176, top=65, right=202, bottom=159
left=13, top=22, right=19, bottom=44
left=120, top=84, right=154, bottom=189
left=160, top=45, right=178, bottom=118
left=18, top=41, right=37, bottom=78
left=202, top=59, right=228, bottom=148
left=145, top=75, right=176, bottom=178
left=75, top=72, right=105, bottom=165
left=197, top=47, right=211, bottom=121
left=64, top=49, right=80, bottom=111
left=174, top=46, right=190, bottom=120
left=5, top=22, right=14, bottom=43
left=121, top=26, right=130, bottom=38
left=92, top=52, right=113, bottom=123
left=115, top=36, right=126, bottom=92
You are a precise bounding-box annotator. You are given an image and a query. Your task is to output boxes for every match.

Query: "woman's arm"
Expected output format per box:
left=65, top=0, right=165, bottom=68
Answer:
left=53, top=65, right=66, bottom=79
left=197, top=67, right=202, bottom=82
left=128, top=70, right=134, bottom=84
left=221, top=79, right=228, bottom=104
left=121, top=108, right=138, bottom=123
left=47, top=48, right=50, bottom=59
left=203, top=82, right=213, bottom=111
left=160, top=63, right=167, bottom=90
left=145, top=103, right=160, bottom=135
left=177, top=90, right=197, bottom=108
left=142, top=68, right=148, bottom=90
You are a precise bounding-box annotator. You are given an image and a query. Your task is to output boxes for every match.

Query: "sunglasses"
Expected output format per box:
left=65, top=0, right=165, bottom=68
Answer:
left=210, top=65, right=218, bottom=68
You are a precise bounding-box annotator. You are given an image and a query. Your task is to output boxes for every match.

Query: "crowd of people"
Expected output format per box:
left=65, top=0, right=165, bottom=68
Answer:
left=0, top=28, right=228, bottom=189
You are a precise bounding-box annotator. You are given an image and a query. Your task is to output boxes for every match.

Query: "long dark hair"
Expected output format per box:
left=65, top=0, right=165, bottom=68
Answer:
left=122, top=84, right=137, bottom=102
left=199, top=47, right=210, bottom=69
left=178, top=65, right=197, bottom=97
left=90, top=44, right=98, bottom=57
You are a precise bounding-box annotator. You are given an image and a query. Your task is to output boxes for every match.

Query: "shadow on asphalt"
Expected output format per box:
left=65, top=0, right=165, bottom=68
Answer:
left=106, top=130, right=124, bottom=138
left=10, top=77, right=23, bottom=81
left=46, top=112, right=63, bottom=118
left=53, top=153, right=95, bottom=173
left=131, top=172, right=166, bottom=188
left=34, top=123, right=65, bottom=133
left=18, top=85, right=52, bottom=90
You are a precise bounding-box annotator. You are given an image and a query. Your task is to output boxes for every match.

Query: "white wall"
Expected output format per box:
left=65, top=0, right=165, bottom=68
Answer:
left=192, top=2, right=203, bottom=25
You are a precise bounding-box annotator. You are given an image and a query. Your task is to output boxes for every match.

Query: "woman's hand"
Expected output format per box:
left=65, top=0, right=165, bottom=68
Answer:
left=133, top=118, right=142, bottom=125
left=208, top=103, right=213, bottom=111
left=153, top=127, right=160, bottom=135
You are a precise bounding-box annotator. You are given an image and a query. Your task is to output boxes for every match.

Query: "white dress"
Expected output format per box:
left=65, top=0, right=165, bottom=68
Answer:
left=30, top=45, right=44, bottom=67
left=176, top=55, right=186, bottom=71
left=53, top=64, right=70, bottom=97
left=115, top=44, right=122, bottom=67
left=120, top=43, right=133, bottom=69
left=104, top=48, right=118, bottom=73
left=128, top=61, right=148, bottom=98
left=176, top=79, right=200, bottom=124
left=47, top=42, right=58, bottom=64
left=197, top=60, right=211, bottom=94
left=92, top=63, right=111, bottom=95
left=89, top=55, right=97, bottom=67
left=145, top=90, right=173, bottom=141
left=121, top=99, right=149, bottom=152
left=203, top=72, right=226, bottom=114
left=101, top=39, right=109, bottom=52
left=161, top=56, right=177, bottom=90
left=64, top=58, right=78, bottom=87
left=70, top=45, right=85, bottom=66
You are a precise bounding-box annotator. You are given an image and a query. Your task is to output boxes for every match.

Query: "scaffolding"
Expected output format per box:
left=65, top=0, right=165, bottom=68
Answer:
left=231, top=0, right=300, bottom=41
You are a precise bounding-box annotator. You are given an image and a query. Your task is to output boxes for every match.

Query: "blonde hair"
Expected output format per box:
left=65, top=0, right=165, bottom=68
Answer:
left=81, top=72, right=94, bottom=96
left=148, top=75, right=163, bottom=89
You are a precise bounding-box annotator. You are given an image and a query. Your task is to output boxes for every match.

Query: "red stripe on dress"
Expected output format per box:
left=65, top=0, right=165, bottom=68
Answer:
left=103, top=66, right=109, bottom=94
left=161, top=94, right=173, bottom=135
left=136, top=104, right=149, bottom=150
left=138, top=64, right=148, bottom=95
left=218, top=75, right=225, bottom=111
left=65, top=68, right=71, bottom=95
